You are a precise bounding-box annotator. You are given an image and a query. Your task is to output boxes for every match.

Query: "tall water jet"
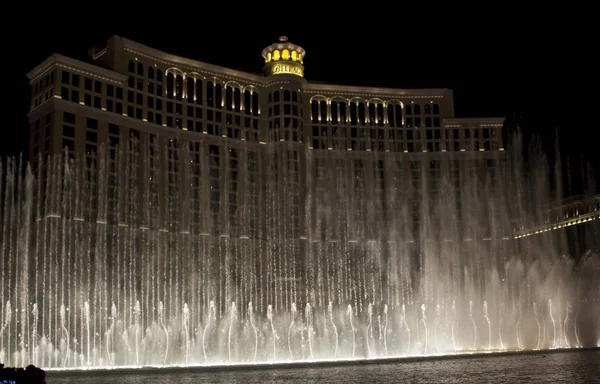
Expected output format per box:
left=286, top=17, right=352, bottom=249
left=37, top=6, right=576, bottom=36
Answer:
left=134, top=300, right=141, bottom=365
left=267, top=305, right=276, bottom=361
left=533, top=301, right=541, bottom=350
left=483, top=301, right=492, bottom=350
left=228, top=302, right=236, bottom=363
left=1, top=301, right=12, bottom=366
left=383, top=304, right=388, bottom=356
left=421, top=304, right=428, bottom=354
left=183, top=303, right=190, bottom=364
left=31, top=303, right=38, bottom=367
left=248, top=302, right=258, bottom=362
left=451, top=300, right=457, bottom=350
left=549, top=299, right=557, bottom=348
left=84, top=301, right=90, bottom=367
left=401, top=303, right=411, bottom=355
left=347, top=304, right=355, bottom=358
left=366, top=303, right=373, bottom=357
left=563, top=302, right=570, bottom=347
left=469, top=300, right=476, bottom=350
left=106, top=303, right=116, bottom=366
left=202, top=301, right=215, bottom=363
left=288, top=302, right=296, bottom=360
left=328, top=301, right=338, bottom=358
left=59, top=304, right=68, bottom=368
left=158, top=301, right=168, bottom=365
left=305, top=303, right=314, bottom=360
left=434, top=303, right=440, bottom=354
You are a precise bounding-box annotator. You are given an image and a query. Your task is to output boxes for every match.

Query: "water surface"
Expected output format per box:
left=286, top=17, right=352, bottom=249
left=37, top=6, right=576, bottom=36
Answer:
left=46, top=349, right=599, bottom=383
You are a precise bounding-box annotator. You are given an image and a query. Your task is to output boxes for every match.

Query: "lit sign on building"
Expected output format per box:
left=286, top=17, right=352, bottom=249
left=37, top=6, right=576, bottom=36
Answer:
left=270, top=63, right=304, bottom=77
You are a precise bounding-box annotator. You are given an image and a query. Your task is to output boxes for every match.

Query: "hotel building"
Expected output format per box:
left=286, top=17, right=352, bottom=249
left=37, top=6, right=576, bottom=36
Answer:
left=26, top=35, right=506, bottom=241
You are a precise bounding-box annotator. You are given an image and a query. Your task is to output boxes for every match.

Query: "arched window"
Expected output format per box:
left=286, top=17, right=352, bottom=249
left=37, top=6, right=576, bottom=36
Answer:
left=394, top=105, right=402, bottom=127
left=166, top=73, right=174, bottom=98
left=148, top=66, right=154, bottom=79
left=252, top=92, right=259, bottom=116
left=350, top=102, right=358, bottom=125
left=358, top=103, right=366, bottom=125
left=311, top=100, right=319, bottom=121
left=319, top=100, right=327, bottom=122
left=244, top=90, right=251, bottom=113
left=339, top=102, right=347, bottom=123
left=137, top=63, right=144, bottom=76
left=128, top=60, right=135, bottom=73
left=215, top=83, right=222, bottom=108
left=368, top=103, right=376, bottom=125
left=175, top=75, right=183, bottom=100
left=377, top=104, right=384, bottom=126
left=387, top=105, right=395, bottom=127
left=331, top=101, right=338, bottom=124
left=187, top=78, right=194, bottom=103
left=195, top=80, right=203, bottom=104
left=206, top=82, right=214, bottom=107
left=234, top=88, right=241, bottom=112
left=226, top=86, right=233, bottom=111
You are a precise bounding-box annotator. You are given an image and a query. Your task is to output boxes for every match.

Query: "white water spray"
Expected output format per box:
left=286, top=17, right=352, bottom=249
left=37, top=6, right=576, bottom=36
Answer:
left=305, top=303, right=314, bottom=360
left=267, top=304, right=277, bottom=360
left=469, top=300, right=476, bottom=350
left=328, top=302, right=338, bottom=358
left=202, top=300, right=215, bottom=363
left=347, top=304, right=355, bottom=358
left=228, top=302, right=236, bottom=363
left=183, top=303, right=190, bottom=364
left=548, top=299, right=556, bottom=348
left=402, top=304, right=410, bottom=355
left=383, top=304, right=388, bottom=356
left=288, top=302, right=296, bottom=360
left=421, top=304, right=428, bottom=354
left=533, top=301, right=541, bottom=350
left=483, top=300, right=491, bottom=350
left=60, top=304, right=69, bottom=368
left=248, top=302, right=258, bottom=361
left=158, top=301, right=168, bottom=365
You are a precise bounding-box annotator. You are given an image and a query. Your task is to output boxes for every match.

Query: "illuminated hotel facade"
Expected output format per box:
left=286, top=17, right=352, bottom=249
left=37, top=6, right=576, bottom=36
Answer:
left=26, top=35, right=507, bottom=240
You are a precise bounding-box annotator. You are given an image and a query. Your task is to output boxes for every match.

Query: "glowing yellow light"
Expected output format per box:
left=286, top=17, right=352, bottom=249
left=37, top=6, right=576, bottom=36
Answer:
left=266, top=52, right=272, bottom=62
left=273, top=50, right=280, bottom=61
left=282, top=49, right=290, bottom=60
left=291, top=51, right=298, bottom=61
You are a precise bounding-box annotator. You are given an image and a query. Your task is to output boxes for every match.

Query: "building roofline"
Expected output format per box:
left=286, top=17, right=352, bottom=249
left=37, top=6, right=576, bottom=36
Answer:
left=443, top=117, right=506, bottom=124
left=119, top=36, right=266, bottom=84
left=26, top=53, right=128, bottom=84
left=305, top=81, right=452, bottom=99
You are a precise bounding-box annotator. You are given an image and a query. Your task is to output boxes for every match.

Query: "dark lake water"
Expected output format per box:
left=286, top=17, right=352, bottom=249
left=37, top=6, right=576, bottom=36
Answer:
left=44, top=349, right=599, bottom=383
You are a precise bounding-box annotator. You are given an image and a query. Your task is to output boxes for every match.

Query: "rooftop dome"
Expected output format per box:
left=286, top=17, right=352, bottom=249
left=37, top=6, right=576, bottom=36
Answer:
left=261, top=36, right=306, bottom=77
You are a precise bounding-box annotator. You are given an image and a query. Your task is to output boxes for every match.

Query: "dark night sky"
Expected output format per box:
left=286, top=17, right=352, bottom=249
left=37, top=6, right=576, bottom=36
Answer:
left=5, top=10, right=597, bottom=194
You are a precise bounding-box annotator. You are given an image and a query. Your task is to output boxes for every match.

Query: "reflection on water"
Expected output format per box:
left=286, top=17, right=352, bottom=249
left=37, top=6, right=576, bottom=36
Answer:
left=46, top=350, right=599, bottom=384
